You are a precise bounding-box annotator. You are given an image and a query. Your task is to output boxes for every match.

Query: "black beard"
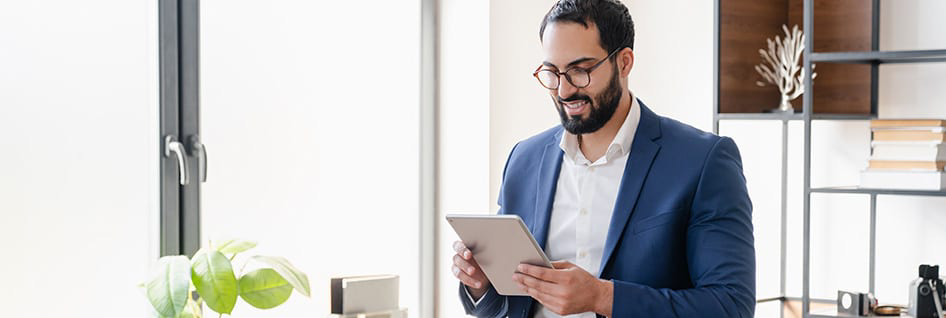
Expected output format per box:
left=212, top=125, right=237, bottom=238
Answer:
left=555, top=64, right=623, bottom=135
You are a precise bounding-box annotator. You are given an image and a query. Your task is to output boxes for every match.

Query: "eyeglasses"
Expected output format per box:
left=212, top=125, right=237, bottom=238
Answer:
left=533, top=49, right=620, bottom=90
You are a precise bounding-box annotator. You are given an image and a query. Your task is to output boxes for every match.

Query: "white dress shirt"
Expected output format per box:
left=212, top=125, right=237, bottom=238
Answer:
left=534, top=96, right=640, bottom=318
left=466, top=95, right=641, bottom=317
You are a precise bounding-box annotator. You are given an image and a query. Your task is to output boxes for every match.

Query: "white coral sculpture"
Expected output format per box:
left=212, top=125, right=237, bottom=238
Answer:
left=755, top=24, right=816, bottom=113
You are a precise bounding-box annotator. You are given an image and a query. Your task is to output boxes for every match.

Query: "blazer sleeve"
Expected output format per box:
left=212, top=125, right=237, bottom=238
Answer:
left=456, top=142, right=520, bottom=317
left=611, top=137, right=756, bottom=317
left=458, top=283, right=508, bottom=317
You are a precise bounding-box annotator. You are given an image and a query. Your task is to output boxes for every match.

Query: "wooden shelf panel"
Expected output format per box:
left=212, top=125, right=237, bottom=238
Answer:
left=718, top=0, right=874, bottom=115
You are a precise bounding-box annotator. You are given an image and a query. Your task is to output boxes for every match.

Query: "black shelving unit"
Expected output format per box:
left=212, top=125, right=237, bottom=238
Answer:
left=810, top=186, right=946, bottom=197
left=715, top=0, right=946, bottom=317
left=714, top=113, right=877, bottom=123
left=811, top=49, right=946, bottom=64
left=800, top=0, right=946, bottom=316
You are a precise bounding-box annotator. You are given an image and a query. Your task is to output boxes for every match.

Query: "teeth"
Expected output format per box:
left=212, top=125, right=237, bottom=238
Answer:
left=564, top=100, right=587, bottom=109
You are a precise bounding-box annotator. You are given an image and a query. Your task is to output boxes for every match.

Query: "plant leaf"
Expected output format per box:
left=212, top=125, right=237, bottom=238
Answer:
left=191, top=250, right=238, bottom=314
left=215, top=239, right=257, bottom=256
left=146, top=255, right=191, bottom=317
left=239, top=268, right=293, bottom=309
left=252, top=255, right=311, bottom=297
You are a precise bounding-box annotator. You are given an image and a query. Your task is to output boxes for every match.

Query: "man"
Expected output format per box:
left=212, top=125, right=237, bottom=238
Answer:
left=451, top=0, right=755, bottom=317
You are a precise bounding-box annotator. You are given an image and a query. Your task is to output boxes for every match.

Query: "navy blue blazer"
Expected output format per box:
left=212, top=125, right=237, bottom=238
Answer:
left=459, top=101, right=755, bottom=317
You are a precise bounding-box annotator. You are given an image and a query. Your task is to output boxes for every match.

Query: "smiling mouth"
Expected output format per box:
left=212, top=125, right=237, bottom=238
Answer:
left=562, top=100, right=589, bottom=115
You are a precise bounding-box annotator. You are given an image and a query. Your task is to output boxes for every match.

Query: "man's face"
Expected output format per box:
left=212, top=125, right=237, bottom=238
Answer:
left=540, top=22, right=623, bottom=135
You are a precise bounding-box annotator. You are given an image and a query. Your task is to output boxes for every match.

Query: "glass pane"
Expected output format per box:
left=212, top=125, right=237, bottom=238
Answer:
left=199, top=0, right=421, bottom=316
left=0, top=0, right=160, bottom=316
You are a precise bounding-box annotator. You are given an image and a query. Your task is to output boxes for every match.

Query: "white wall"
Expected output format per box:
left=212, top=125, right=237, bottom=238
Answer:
left=488, top=0, right=561, bottom=214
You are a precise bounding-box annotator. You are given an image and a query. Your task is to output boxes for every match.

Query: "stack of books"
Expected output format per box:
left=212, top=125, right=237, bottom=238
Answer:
left=860, top=119, right=946, bottom=191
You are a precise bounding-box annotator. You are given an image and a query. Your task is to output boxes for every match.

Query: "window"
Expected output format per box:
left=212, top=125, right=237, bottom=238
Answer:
left=198, top=0, right=422, bottom=315
left=0, top=0, right=161, bottom=315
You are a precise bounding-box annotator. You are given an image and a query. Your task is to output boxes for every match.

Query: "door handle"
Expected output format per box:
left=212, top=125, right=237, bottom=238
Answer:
left=164, top=135, right=191, bottom=185
left=189, top=135, right=207, bottom=183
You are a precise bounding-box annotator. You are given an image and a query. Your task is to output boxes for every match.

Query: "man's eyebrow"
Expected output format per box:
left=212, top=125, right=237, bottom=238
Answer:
left=542, top=57, right=597, bottom=69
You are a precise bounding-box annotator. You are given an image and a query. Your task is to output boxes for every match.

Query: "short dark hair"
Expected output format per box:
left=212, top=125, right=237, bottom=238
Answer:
left=539, top=0, right=635, bottom=53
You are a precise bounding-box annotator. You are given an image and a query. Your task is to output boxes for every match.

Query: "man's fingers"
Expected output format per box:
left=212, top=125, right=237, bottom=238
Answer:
left=513, top=272, right=563, bottom=297
left=452, top=241, right=473, bottom=260
left=451, top=241, right=489, bottom=290
left=517, top=281, right=561, bottom=311
left=453, top=254, right=477, bottom=275
left=453, top=254, right=488, bottom=284
left=453, top=265, right=485, bottom=289
left=517, top=263, right=558, bottom=281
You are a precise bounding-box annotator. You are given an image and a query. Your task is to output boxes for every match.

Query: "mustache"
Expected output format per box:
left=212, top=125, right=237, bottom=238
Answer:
left=557, top=94, right=592, bottom=104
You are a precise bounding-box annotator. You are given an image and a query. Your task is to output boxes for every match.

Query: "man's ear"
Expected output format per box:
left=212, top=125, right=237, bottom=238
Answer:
left=619, top=47, right=634, bottom=77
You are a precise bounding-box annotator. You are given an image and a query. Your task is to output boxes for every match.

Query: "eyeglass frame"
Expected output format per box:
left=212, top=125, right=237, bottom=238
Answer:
left=532, top=48, right=622, bottom=90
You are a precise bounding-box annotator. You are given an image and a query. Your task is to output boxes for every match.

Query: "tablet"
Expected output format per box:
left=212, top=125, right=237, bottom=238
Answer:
left=446, top=214, right=553, bottom=296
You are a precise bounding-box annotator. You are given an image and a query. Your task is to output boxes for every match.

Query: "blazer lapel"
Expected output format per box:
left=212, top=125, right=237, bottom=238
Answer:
left=533, top=129, right=564, bottom=250
left=598, top=102, right=662, bottom=272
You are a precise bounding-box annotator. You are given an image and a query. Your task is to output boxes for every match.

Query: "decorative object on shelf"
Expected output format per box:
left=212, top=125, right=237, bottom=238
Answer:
left=141, top=239, right=311, bottom=318
left=754, top=24, right=816, bottom=114
left=328, top=308, right=408, bottom=318
left=837, top=290, right=877, bottom=316
left=873, top=305, right=906, bottom=316
left=860, top=119, right=946, bottom=191
left=330, top=275, right=404, bottom=317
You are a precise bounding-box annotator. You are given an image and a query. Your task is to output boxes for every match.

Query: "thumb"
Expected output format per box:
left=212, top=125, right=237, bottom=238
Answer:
left=551, top=261, right=575, bottom=269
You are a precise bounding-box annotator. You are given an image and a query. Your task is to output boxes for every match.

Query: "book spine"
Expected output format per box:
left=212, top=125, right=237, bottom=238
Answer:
left=867, top=160, right=945, bottom=171
left=873, top=131, right=946, bottom=142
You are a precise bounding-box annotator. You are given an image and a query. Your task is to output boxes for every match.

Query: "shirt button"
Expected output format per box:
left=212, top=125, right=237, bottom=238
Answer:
left=580, top=209, right=588, bottom=216
left=579, top=251, right=587, bottom=258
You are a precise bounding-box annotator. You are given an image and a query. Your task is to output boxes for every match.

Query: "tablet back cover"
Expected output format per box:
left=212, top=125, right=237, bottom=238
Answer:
left=447, top=214, right=552, bottom=296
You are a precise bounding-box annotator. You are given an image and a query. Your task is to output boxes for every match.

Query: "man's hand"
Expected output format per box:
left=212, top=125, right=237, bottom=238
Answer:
left=452, top=240, right=491, bottom=300
left=513, top=261, right=614, bottom=316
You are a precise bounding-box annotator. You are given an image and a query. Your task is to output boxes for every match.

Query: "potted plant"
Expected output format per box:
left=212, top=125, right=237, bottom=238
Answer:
left=143, top=239, right=311, bottom=317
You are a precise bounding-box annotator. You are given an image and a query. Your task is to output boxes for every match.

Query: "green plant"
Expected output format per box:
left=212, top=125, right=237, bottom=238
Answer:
left=143, top=239, right=311, bottom=317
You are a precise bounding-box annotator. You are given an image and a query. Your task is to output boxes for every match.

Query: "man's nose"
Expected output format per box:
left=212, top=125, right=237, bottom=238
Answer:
left=557, top=76, right=578, bottom=100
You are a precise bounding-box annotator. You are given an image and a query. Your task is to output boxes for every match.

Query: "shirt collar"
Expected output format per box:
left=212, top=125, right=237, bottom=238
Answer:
left=559, top=92, right=641, bottom=165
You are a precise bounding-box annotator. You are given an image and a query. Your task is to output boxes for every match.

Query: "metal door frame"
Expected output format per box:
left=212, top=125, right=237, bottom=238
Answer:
left=159, top=0, right=201, bottom=257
